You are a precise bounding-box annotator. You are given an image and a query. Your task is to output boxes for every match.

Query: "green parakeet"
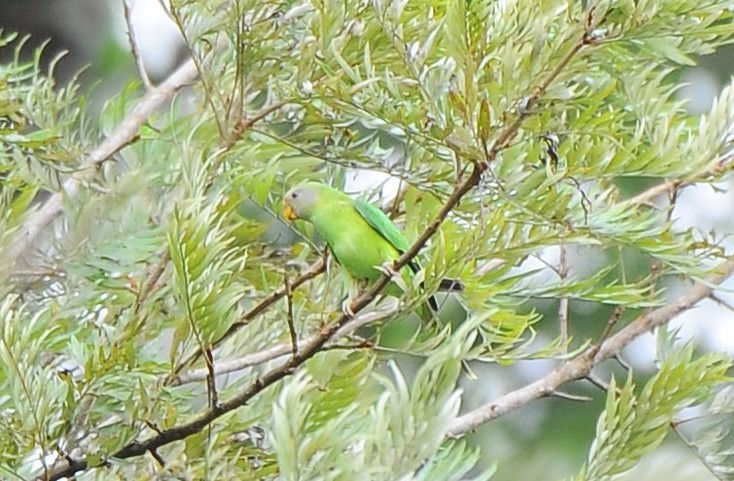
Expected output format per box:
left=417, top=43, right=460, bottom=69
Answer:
left=283, top=182, right=461, bottom=319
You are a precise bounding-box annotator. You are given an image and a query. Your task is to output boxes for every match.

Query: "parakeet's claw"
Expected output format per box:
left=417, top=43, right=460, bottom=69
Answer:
left=379, top=262, right=408, bottom=291
left=342, top=298, right=356, bottom=317
left=378, top=261, right=400, bottom=278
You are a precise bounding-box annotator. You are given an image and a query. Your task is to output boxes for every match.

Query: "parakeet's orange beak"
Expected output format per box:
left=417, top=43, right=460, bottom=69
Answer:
left=283, top=202, right=299, bottom=221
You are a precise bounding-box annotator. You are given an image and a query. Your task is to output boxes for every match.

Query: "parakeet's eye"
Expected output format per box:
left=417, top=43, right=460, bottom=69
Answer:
left=291, top=192, right=299, bottom=199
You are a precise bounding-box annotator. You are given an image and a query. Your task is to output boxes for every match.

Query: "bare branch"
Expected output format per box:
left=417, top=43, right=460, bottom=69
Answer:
left=448, top=258, right=734, bottom=437
left=585, top=373, right=612, bottom=392
left=204, top=348, right=219, bottom=409
left=709, top=293, right=734, bottom=314
left=613, top=353, right=632, bottom=372
left=622, top=142, right=733, bottom=209
left=173, top=342, right=292, bottom=386
left=670, top=422, right=728, bottom=481
left=133, top=251, right=170, bottom=314
left=625, top=179, right=684, bottom=207
left=148, top=449, right=166, bottom=468
left=547, top=390, right=593, bottom=402
left=587, top=306, right=624, bottom=359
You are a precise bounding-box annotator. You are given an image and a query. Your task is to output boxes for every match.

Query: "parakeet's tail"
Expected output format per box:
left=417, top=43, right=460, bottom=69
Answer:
left=438, top=278, right=464, bottom=292
left=427, top=295, right=439, bottom=312
left=423, top=278, right=463, bottom=315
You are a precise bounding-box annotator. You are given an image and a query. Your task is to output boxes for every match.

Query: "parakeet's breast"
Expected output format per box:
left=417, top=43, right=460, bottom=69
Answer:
left=328, top=229, right=394, bottom=281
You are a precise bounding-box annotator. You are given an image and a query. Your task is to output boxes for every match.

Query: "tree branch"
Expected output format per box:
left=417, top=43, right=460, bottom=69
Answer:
left=171, top=301, right=398, bottom=386
left=284, top=274, right=298, bottom=355
left=448, top=257, right=734, bottom=436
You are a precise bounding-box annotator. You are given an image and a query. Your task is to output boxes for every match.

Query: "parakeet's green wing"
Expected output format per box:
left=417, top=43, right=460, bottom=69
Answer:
left=353, top=199, right=422, bottom=275
left=353, top=199, right=408, bottom=249
left=353, top=199, right=438, bottom=313
left=351, top=199, right=463, bottom=293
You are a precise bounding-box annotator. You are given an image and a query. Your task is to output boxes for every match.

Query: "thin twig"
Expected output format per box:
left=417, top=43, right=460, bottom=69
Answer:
left=166, top=4, right=225, bottom=138
left=143, top=420, right=164, bottom=435
left=564, top=176, right=591, bottom=223
left=585, top=373, right=612, bottom=392
left=624, top=148, right=733, bottom=209
left=709, top=293, right=734, bottom=314
left=122, top=0, right=153, bottom=89
left=613, top=353, right=632, bottom=372
left=670, top=421, right=727, bottom=481
left=547, top=390, right=592, bottom=402
left=225, top=100, right=289, bottom=148
left=558, top=244, right=569, bottom=350
left=588, top=306, right=624, bottom=359
left=173, top=342, right=293, bottom=386
left=204, top=347, right=219, bottom=409
left=133, top=251, right=171, bottom=315
left=148, top=449, right=166, bottom=468
left=284, top=274, right=298, bottom=355
left=531, top=253, right=562, bottom=276
left=665, top=182, right=680, bottom=223
left=625, top=179, right=683, bottom=207
left=173, top=258, right=326, bottom=374
left=385, top=178, right=408, bottom=219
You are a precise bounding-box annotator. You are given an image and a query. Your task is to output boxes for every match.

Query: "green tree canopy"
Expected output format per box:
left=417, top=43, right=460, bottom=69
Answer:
left=1, top=1, right=734, bottom=480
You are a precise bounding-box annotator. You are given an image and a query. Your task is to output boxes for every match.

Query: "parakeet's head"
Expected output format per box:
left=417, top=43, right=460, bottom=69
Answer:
left=283, top=182, right=323, bottom=221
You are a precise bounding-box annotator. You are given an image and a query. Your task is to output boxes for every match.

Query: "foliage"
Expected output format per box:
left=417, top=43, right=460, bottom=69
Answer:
left=0, top=1, right=733, bottom=480
left=573, top=336, right=732, bottom=481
